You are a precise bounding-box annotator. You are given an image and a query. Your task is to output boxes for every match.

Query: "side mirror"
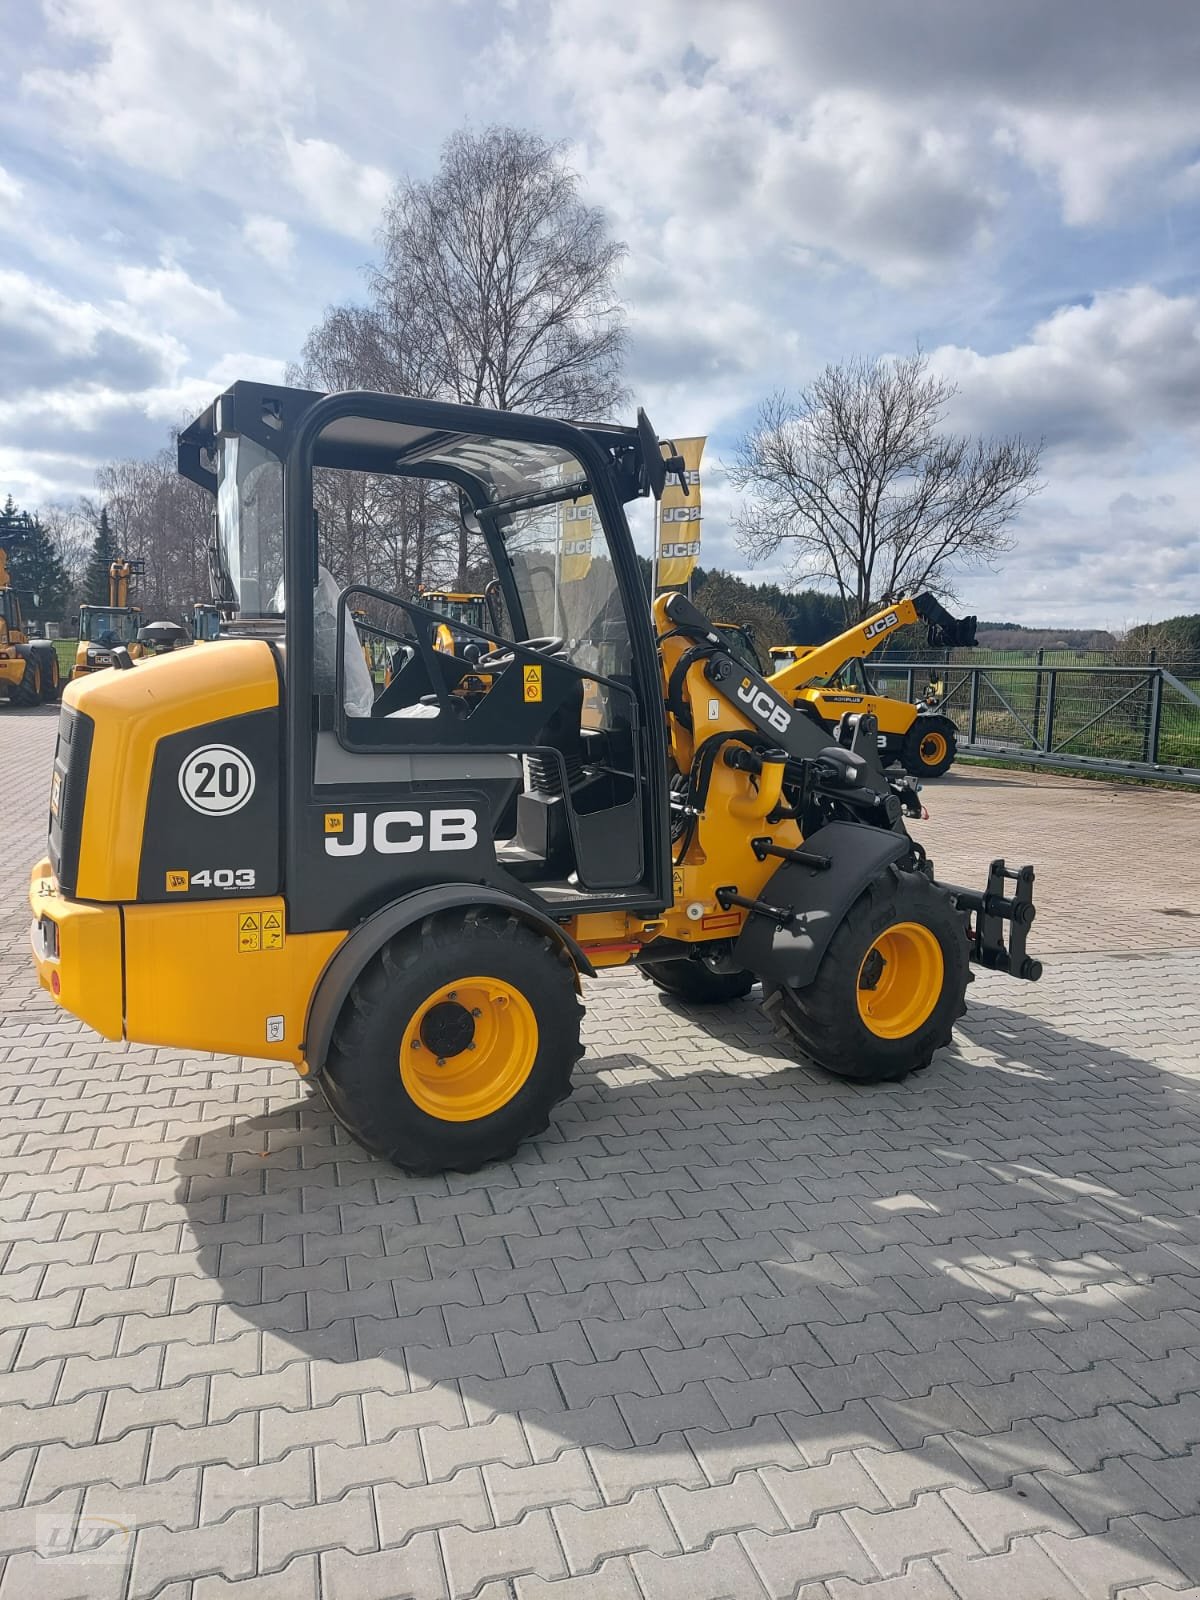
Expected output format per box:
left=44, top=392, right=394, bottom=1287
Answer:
left=458, top=492, right=483, bottom=538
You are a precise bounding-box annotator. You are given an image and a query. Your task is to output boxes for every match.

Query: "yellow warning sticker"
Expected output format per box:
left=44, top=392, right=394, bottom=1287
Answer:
left=324, top=812, right=343, bottom=834
left=262, top=911, right=283, bottom=950
left=523, top=664, right=543, bottom=703
left=672, top=868, right=684, bottom=898
left=165, top=870, right=189, bottom=893
left=237, top=912, right=262, bottom=953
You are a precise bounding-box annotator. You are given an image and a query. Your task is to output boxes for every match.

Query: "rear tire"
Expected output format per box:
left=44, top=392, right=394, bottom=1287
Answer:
left=643, top=954, right=755, bottom=1004
left=321, top=910, right=583, bottom=1174
left=9, top=656, right=40, bottom=708
left=34, top=647, right=60, bottom=703
left=902, top=715, right=957, bottom=778
left=763, top=865, right=969, bottom=1083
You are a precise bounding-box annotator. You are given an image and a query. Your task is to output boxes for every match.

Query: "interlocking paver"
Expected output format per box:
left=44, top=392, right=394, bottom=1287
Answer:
left=4, top=718, right=1200, bottom=1597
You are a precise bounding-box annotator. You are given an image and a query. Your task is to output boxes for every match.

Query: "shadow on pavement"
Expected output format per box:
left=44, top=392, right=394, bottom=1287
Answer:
left=174, top=991, right=1200, bottom=1588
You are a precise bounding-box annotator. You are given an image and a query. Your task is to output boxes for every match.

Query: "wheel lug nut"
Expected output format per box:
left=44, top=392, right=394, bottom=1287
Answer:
left=436, top=1056, right=446, bottom=1066
left=471, top=1008, right=481, bottom=1017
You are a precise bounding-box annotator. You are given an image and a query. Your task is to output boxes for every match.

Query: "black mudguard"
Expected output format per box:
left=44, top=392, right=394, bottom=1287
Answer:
left=302, top=884, right=594, bottom=1073
left=732, top=821, right=910, bottom=989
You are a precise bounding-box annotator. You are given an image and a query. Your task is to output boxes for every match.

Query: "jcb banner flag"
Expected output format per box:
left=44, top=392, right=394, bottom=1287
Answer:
left=657, top=436, right=705, bottom=587
left=558, top=494, right=594, bottom=581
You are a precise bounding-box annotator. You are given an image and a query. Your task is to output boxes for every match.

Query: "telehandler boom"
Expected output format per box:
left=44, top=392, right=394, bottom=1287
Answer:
left=30, top=383, right=1040, bottom=1173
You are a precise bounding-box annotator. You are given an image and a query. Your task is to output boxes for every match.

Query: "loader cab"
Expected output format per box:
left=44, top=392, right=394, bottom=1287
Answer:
left=179, top=383, right=672, bottom=935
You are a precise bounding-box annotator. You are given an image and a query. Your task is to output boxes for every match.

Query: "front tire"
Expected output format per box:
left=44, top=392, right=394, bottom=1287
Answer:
left=763, top=865, right=969, bottom=1083
left=643, top=954, right=755, bottom=1004
left=902, top=715, right=957, bottom=778
left=321, top=910, right=583, bottom=1173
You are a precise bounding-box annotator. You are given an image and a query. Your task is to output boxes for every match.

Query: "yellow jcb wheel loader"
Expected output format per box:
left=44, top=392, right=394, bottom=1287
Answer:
left=765, top=602, right=974, bottom=778
left=0, top=519, right=61, bottom=708
left=71, top=558, right=148, bottom=679
left=30, top=382, right=1041, bottom=1174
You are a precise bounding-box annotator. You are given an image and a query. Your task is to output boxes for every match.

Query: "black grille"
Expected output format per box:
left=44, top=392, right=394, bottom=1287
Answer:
left=48, top=706, right=94, bottom=894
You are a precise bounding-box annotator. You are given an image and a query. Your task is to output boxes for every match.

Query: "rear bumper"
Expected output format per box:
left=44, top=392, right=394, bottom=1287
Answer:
left=29, top=858, right=124, bottom=1038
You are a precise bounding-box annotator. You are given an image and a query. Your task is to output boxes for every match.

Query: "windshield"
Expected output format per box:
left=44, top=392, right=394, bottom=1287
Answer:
left=501, top=497, right=629, bottom=681
left=715, top=625, right=762, bottom=674
left=425, top=597, right=486, bottom=630
left=80, top=608, right=140, bottom=645
left=216, top=434, right=283, bottom=620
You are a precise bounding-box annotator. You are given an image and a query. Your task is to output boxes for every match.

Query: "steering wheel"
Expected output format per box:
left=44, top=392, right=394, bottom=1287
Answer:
left=475, top=635, right=566, bottom=670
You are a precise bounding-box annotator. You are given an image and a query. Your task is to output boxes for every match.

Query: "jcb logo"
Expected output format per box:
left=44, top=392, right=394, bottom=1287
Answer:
left=735, top=678, right=792, bottom=734
left=863, top=611, right=899, bottom=641
left=561, top=538, right=592, bottom=556
left=324, top=809, right=479, bottom=858
left=660, top=541, right=701, bottom=559
left=562, top=506, right=593, bottom=523
left=662, top=506, right=701, bottom=523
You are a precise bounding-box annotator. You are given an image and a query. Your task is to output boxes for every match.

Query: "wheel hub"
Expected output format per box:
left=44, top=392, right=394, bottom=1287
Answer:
left=419, top=1000, right=476, bottom=1058
left=400, top=976, right=538, bottom=1122
left=859, top=948, right=886, bottom=990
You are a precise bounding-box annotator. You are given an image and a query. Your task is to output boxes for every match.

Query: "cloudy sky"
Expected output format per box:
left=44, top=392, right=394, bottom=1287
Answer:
left=2, top=0, right=1199, bottom=626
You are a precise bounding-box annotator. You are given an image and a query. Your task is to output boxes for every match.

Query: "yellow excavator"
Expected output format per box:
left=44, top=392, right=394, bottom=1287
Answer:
left=767, top=598, right=973, bottom=777
left=0, top=515, right=61, bottom=707
left=72, top=558, right=147, bottom=679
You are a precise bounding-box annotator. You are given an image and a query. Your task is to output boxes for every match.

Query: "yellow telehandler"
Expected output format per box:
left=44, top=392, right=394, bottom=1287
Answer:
left=71, top=558, right=148, bottom=679
left=766, top=603, right=973, bottom=777
left=31, top=382, right=1039, bottom=1173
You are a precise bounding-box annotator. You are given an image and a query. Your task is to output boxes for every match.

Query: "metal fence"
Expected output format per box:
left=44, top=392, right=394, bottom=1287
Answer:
left=870, top=660, right=1200, bottom=782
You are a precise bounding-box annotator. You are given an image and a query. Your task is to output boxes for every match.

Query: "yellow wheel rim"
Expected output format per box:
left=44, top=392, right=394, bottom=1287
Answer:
left=919, top=731, right=948, bottom=766
left=857, top=922, right=945, bottom=1040
left=400, top=976, right=537, bottom=1121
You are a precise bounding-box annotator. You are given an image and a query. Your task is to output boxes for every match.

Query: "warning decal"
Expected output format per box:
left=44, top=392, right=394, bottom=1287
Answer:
left=523, top=664, right=543, bottom=703
left=672, top=868, right=684, bottom=898
left=237, top=909, right=286, bottom=952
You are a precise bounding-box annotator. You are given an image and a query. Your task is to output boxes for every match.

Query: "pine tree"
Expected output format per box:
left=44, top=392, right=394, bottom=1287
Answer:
left=2, top=496, right=69, bottom=621
left=84, top=508, right=118, bottom=606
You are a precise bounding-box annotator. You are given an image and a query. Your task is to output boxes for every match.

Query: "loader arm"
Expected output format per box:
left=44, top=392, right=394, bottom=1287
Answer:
left=767, top=594, right=976, bottom=698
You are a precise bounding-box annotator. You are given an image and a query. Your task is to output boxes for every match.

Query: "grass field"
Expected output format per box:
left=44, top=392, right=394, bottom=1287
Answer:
left=874, top=655, right=1200, bottom=768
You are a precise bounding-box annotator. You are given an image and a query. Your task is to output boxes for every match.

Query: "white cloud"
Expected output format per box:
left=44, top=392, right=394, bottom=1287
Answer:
left=115, top=261, right=234, bottom=327
left=930, top=287, right=1200, bottom=456
left=0, top=164, right=21, bottom=217
left=241, top=215, right=296, bottom=267
left=282, top=136, right=392, bottom=240
left=21, top=0, right=391, bottom=238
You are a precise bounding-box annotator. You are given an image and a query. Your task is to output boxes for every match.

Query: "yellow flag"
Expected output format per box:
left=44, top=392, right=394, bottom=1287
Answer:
left=656, top=436, right=705, bottom=587
left=559, top=487, right=594, bottom=581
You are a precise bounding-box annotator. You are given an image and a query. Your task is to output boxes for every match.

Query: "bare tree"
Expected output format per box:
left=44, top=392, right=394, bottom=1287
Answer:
left=292, top=126, right=628, bottom=588
left=374, top=126, right=627, bottom=419
left=731, top=353, right=1042, bottom=623
left=93, top=444, right=211, bottom=619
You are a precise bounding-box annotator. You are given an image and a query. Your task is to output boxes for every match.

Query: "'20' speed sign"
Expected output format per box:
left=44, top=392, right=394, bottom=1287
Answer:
left=178, top=745, right=256, bottom=817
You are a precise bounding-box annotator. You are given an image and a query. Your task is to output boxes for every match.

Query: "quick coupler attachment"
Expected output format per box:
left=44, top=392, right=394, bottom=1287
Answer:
left=943, top=859, right=1043, bottom=982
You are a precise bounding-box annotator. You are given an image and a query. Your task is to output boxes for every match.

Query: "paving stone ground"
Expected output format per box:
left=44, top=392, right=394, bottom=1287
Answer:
left=2, top=704, right=1199, bottom=1600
